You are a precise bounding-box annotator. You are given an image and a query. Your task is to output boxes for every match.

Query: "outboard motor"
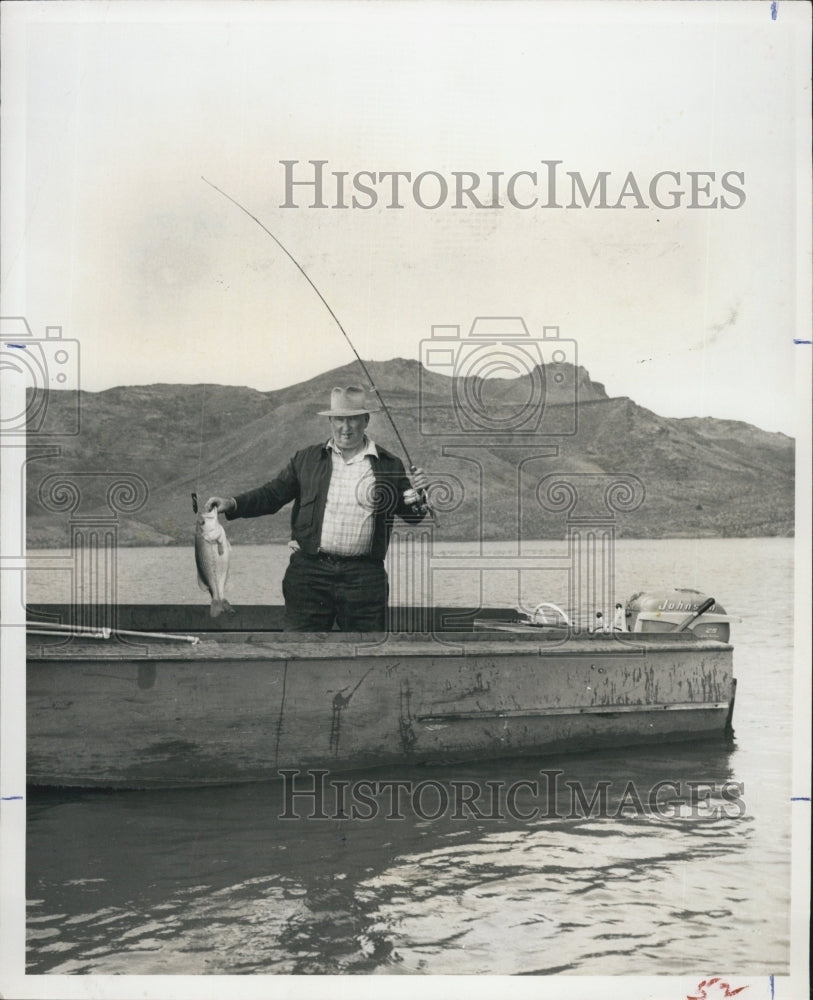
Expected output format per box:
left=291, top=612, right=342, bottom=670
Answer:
left=625, top=588, right=731, bottom=641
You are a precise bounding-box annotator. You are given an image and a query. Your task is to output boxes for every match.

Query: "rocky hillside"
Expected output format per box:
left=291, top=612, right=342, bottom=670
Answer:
left=25, top=359, right=794, bottom=546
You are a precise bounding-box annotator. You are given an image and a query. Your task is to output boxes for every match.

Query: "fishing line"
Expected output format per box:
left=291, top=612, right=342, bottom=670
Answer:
left=195, top=383, right=206, bottom=500
left=201, top=176, right=430, bottom=514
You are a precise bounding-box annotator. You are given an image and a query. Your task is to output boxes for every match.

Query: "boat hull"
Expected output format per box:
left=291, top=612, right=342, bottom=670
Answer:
left=27, top=624, right=735, bottom=788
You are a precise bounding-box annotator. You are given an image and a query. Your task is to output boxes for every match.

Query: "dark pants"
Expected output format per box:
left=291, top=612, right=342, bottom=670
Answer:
left=282, top=551, right=388, bottom=631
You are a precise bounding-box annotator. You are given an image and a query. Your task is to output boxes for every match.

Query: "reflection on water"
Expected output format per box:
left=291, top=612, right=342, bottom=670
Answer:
left=27, top=744, right=784, bottom=976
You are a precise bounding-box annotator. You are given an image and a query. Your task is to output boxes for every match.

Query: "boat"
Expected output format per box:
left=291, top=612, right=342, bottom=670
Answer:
left=25, top=591, right=736, bottom=789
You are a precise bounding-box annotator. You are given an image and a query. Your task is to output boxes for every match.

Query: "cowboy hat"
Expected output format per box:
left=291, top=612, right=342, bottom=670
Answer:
left=318, top=386, right=381, bottom=416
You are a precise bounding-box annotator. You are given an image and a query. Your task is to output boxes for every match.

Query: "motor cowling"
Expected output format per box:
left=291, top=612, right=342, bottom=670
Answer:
left=625, top=588, right=731, bottom=641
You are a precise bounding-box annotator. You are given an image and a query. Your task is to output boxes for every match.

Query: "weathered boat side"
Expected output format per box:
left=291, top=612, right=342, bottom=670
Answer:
left=26, top=606, right=735, bottom=788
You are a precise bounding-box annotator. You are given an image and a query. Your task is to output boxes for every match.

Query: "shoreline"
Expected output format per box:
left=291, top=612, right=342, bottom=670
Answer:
left=25, top=532, right=796, bottom=551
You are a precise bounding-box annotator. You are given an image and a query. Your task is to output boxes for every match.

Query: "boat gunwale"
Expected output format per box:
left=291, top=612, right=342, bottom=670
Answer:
left=26, top=630, right=734, bottom=661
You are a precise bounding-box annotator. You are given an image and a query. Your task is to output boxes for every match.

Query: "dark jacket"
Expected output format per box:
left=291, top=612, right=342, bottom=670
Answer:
left=226, top=442, right=426, bottom=560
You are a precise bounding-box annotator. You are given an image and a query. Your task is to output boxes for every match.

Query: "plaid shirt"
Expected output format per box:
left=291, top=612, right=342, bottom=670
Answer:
left=319, top=438, right=378, bottom=556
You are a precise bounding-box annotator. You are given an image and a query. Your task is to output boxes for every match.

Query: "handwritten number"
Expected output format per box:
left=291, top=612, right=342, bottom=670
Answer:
left=688, top=980, right=749, bottom=1000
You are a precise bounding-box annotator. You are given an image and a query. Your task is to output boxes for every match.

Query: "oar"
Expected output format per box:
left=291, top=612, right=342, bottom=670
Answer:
left=671, top=597, right=715, bottom=632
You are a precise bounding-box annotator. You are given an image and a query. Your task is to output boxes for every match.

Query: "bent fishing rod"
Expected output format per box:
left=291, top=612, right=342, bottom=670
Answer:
left=202, top=176, right=431, bottom=515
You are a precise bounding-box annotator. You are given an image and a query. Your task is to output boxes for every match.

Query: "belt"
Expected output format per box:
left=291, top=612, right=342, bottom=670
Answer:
left=311, top=549, right=377, bottom=564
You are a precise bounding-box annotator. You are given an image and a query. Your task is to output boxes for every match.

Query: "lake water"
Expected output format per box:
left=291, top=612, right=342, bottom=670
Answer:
left=25, top=537, right=794, bottom=976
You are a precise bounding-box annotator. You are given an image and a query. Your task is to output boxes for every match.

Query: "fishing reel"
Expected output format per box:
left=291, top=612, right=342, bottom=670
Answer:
left=403, top=485, right=434, bottom=520
left=415, top=494, right=435, bottom=519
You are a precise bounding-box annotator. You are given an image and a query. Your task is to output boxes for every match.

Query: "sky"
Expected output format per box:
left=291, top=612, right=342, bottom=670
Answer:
left=2, top=1, right=810, bottom=438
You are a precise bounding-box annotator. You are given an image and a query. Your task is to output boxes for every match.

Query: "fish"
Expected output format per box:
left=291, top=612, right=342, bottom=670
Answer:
left=192, top=493, right=235, bottom=618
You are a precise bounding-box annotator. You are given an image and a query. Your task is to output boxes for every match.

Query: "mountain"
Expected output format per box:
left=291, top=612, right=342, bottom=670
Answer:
left=25, top=359, right=794, bottom=546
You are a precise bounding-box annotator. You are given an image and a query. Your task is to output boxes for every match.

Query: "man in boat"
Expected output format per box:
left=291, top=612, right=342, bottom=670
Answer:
left=205, top=386, right=430, bottom=631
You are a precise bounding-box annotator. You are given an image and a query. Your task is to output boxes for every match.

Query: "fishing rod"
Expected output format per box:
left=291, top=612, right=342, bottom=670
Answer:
left=201, top=176, right=431, bottom=515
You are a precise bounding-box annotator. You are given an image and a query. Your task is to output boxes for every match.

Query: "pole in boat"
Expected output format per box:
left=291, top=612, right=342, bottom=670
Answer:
left=201, top=176, right=431, bottom=516
left=26, top=620, right=200, bottom=644
left=672, top=597, right=716, bottom=632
